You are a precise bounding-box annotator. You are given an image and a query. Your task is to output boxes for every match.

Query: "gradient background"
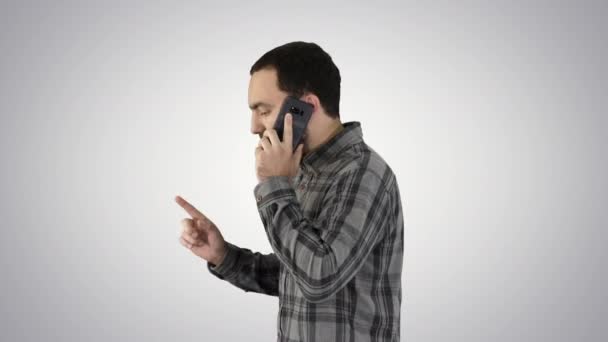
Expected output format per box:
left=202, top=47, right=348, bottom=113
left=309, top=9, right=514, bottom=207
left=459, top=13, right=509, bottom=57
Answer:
left=1, top=1, right=606, bottom=341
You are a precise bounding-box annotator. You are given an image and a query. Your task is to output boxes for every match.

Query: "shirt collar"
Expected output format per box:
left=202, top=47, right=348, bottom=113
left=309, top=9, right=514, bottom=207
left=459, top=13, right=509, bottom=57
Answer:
left=300, top=121, right=364, bottom=175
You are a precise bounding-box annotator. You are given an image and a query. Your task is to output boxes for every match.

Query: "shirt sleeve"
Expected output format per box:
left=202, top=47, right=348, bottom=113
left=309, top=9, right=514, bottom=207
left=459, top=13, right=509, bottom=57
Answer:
left=207, top=240, right=280, bottom=297
left=253, top=167, right=391, bottom=303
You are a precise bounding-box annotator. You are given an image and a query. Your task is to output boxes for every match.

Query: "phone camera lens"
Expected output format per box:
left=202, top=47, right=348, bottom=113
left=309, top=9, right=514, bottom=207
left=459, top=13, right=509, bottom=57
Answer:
left=290, top=106, right=302, bottom=115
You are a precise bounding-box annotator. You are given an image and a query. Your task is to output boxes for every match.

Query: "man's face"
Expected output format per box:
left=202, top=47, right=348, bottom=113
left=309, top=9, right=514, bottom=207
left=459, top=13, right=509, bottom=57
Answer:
left=248, top=68, right=290, bottom=139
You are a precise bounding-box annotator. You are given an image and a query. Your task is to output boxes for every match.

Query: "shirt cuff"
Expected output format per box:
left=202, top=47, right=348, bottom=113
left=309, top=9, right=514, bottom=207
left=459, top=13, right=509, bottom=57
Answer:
left=206, top=241, right=240, bottom=281
left=253, top=176, right=296, bottom=209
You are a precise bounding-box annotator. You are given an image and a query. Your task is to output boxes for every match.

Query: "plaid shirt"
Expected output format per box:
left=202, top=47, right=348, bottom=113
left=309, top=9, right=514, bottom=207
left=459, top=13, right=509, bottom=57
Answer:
left=207, top=121, right=404, bottom=341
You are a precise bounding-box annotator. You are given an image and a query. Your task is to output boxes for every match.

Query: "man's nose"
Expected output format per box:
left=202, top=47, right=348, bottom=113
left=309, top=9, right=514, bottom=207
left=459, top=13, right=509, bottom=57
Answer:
left=250, top=115, right=260, bottom=135
left=251, top=127, right=264, bottom=137
left=251, top=120, right=264, bottom=137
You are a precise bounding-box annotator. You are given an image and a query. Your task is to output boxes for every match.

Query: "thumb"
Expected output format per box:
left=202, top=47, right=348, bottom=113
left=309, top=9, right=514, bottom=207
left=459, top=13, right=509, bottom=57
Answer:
left=195, top=217, right=212, bottom=231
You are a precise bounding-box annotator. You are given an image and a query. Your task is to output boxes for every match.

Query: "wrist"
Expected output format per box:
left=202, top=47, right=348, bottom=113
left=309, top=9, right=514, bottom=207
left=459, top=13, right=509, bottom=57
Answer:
left=212, top=247, right=228, bottom=267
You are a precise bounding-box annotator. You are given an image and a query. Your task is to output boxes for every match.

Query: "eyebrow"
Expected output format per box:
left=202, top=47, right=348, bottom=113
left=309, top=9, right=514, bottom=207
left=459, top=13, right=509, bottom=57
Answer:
left=249, top=101, right=272, bottom=110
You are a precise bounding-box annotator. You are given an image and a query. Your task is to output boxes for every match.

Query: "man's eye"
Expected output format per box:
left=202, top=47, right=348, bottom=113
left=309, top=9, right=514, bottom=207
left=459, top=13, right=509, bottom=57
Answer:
left=261, top=111, right=270, bottom=116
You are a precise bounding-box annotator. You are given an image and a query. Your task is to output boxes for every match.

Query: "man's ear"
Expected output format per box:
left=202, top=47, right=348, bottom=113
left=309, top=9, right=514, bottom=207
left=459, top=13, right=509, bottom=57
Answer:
left=302, top=93, right=320, bottom=112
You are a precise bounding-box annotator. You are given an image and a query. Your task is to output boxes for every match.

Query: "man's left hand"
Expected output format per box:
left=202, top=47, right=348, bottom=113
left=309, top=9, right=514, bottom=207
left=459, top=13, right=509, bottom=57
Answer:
left=255, top=113, right=304, bottom=184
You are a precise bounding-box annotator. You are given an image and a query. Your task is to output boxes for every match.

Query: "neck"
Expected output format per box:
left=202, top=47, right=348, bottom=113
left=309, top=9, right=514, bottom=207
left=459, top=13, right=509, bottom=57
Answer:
left=304, top=120, right=344, bottom=157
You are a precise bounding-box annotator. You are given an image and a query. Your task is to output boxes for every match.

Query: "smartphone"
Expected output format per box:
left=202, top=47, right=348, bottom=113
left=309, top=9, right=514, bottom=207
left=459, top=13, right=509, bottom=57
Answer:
left=273, top=96, right=314, bottom=152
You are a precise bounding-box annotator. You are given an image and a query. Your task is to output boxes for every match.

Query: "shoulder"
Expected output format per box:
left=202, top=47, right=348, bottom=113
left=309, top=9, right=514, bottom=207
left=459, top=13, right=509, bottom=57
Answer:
left=329, top=141, right=397, bottom=195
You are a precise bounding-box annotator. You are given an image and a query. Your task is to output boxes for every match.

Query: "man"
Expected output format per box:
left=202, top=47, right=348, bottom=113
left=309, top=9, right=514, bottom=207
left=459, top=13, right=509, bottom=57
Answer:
left=175, top=41, right=404, bottom=341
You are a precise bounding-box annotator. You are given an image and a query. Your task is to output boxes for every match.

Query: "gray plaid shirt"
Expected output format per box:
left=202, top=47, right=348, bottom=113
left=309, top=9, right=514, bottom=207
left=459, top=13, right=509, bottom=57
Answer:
left=208, top=121, right=404, bottom=341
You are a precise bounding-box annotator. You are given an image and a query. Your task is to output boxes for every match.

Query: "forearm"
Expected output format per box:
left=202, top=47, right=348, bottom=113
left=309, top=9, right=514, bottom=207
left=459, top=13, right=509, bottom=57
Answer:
left=207, top=240, right=280, bottom=297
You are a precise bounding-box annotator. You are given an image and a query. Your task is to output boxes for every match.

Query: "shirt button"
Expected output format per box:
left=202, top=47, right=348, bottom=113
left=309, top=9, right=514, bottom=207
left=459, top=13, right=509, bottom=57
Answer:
left=256, top=195, right=262, bottom=202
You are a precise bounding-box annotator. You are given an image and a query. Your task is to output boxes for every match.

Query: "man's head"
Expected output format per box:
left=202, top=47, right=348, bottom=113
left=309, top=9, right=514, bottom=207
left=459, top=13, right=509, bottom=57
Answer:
left=248, top=41, right=342, bottom=156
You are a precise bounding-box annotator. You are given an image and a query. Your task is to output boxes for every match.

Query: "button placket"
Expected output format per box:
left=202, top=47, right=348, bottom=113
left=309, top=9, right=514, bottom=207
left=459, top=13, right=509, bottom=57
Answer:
left=298, top=172, right=315, bottom=191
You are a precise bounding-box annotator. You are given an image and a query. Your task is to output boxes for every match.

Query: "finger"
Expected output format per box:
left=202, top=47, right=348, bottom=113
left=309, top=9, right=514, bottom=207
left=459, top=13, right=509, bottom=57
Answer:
left=179, top=236, right=193, bottom=249
left=284, top=113, right=293, bottom=149
left=294, top=143, right=304, bottom=165
left=259, top=136, right=272, bottom=150
left=181, top=218, right=201, bottom=236
left=175, top=195, right=204, bottom=220
left=181, top=232, right=198, bottom=246
left=263, top=129, right=280, bottom=146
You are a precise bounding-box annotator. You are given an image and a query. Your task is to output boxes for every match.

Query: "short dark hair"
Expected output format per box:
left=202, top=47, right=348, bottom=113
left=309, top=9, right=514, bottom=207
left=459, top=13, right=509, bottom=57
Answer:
left=250, top=41, right=341, bottom=119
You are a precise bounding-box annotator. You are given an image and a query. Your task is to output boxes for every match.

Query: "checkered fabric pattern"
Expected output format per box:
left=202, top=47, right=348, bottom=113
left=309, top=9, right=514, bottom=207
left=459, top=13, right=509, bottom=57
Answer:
left=208, top=121, right=404, bottom=341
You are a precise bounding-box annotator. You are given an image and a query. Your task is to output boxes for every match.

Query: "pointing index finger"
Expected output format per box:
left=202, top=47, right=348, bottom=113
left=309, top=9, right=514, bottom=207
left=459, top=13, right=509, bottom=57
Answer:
left=175, top=195, right=204, bottom=220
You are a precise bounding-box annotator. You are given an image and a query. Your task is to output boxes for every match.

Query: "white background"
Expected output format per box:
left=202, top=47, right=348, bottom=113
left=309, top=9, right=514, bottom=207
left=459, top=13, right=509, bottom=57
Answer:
left=1, top=1, right=606, bottom=341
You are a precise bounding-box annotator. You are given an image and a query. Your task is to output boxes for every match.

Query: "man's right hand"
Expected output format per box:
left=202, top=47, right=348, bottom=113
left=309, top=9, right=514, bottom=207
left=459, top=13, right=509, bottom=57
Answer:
left=175, top=195, right=228, bottom=267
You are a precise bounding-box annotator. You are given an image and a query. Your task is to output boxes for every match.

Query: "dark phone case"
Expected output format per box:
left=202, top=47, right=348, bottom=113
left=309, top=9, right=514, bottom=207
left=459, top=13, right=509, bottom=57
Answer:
left=273, top=96, right=314, bottom=152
